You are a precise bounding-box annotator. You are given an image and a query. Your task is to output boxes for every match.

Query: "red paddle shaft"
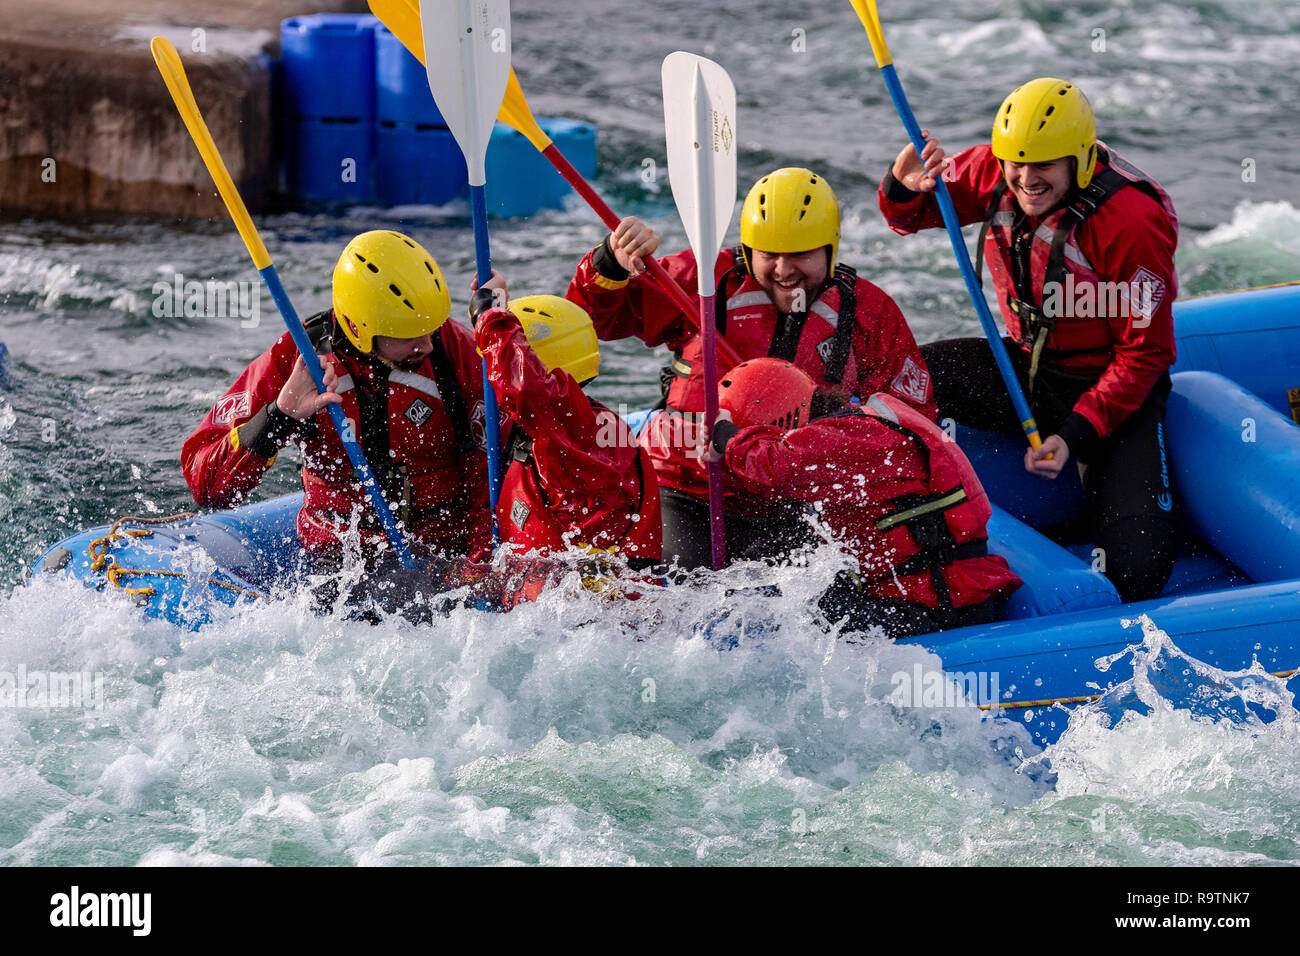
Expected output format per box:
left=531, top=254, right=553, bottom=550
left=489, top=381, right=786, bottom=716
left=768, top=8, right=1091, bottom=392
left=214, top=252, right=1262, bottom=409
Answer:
left=543, top=143, right=743, bottom=370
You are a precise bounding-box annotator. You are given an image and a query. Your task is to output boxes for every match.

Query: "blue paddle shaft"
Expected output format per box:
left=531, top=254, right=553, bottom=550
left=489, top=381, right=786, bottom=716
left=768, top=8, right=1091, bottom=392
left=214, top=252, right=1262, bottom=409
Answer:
left=257, top=265, right=418, bottom=570
left=469, top=183, right=503, bottom=545
left=879, top=64, right=1041, bottom=441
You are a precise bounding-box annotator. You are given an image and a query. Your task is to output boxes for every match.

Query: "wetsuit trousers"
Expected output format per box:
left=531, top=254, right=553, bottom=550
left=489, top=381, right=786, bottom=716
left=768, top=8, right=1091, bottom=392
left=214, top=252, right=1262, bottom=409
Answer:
left=920, top=337, right=1176, bottom=602
left=659, top=486, right=806, bottom=570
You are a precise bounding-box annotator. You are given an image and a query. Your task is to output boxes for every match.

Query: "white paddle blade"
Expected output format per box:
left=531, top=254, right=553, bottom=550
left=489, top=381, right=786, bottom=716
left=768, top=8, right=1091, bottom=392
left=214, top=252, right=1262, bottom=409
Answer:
left=419, top=0, right=512, bottom=185
left=662, top=51, right=737, bottom=292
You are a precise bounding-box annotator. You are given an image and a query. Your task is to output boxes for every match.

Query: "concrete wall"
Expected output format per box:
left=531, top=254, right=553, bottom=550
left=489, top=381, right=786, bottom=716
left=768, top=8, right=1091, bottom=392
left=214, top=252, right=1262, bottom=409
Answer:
left=0, top=0, right=365, bottom=218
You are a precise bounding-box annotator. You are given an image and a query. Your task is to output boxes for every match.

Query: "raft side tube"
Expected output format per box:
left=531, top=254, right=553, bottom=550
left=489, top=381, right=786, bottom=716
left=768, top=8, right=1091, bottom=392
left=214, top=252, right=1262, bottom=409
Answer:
left=958, top=426, right=1087, bottom=528
left=1173, top=283, right=1300, bottom=419
left=985, top=505, right=1119, bottom=619
left=1166, top=371, right=1300, bottom=583
left=906, top=578, right=1300, bottom=745
left=28, top=495, right=306, bottom=629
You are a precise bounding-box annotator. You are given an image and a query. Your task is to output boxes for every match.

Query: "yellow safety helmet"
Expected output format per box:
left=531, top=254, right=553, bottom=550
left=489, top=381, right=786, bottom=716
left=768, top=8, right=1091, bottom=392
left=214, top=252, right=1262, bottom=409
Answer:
left=739, top=167, right=840, bottom=273
left=991, top=77, right=1097, bottom=189
left=332, top=230, right=451, bottom=353
left=510, top=294, right=600, bottom=385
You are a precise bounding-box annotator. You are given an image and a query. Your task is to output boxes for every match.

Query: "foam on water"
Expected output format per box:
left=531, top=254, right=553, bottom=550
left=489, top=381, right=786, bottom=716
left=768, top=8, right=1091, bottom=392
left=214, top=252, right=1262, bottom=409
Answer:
left=1019, top=616, right=1300, bottom=864
left=1180, top=201, right=1300, bottom=293
left=3, top=541, right=1297, bottom=866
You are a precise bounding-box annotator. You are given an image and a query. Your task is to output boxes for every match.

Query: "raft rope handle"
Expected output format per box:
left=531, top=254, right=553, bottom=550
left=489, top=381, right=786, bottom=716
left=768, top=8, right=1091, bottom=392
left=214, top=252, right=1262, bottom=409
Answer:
left=86, top=512, right=267, bottom=603
left=88, top=512, right=199, bottom=571
left=979, top=667, right=1299, bottom=712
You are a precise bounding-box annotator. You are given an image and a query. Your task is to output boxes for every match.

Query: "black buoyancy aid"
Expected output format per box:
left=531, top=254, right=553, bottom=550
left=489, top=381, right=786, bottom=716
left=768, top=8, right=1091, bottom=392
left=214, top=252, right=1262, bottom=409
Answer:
left=662, top=248, right=859, bottom=400
left=973, top=146, right=1175, bottom=392
left=303, top=310, right=474, bottom=530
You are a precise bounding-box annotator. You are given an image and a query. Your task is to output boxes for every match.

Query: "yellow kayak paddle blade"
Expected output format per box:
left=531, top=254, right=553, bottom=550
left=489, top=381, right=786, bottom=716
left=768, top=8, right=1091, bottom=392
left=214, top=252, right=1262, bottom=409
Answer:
left=150, top=36, right=272, bottom=270
left=848, top=0, right=893, bottom=68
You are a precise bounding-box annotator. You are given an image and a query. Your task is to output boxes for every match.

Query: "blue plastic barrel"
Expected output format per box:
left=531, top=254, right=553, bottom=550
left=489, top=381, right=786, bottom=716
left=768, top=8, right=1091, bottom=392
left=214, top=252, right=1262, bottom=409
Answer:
left=374, top=124, right=468, bottom=206
left=486, top=118, right=597, bottom=217
left=280, top=14, right=379, bottom=120
left=283, top=117, right=375, bottom=202
left=280, top=15, right=380, bottom=202
left=375, top=24, right=444, bottom=126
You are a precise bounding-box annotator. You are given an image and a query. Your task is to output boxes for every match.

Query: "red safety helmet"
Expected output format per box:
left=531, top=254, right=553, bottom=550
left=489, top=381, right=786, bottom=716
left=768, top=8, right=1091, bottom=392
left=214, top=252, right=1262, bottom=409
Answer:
left=718, top=358, right=816, bottom=429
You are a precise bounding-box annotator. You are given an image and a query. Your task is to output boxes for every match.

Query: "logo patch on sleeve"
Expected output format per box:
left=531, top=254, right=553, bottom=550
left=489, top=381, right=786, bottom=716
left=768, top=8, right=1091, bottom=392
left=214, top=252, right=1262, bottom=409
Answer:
left=213, top=391, right=251, bottom=426
left=404, top=398, right=434, bottom=427
left=1128, top=267, right=1167, bottom=322
left=510, top=498, right=531, bottom=530
left=890, top=356, right=931, bottom=405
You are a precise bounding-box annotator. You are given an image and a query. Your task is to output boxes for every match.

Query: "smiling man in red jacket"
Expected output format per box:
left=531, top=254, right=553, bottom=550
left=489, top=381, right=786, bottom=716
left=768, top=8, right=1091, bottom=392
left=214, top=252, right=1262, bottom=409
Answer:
left=878, top=77, right=1179, bottom=602
left=568, top=166, right=936, bottom=569
left=182, top=230, right=492, bottom=574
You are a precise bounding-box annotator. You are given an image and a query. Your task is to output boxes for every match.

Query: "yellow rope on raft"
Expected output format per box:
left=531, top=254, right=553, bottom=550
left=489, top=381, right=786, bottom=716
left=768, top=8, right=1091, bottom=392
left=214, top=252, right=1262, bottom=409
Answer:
left=979, top=667, right=1299, bottom=712
left=87, top=512, right=267, bottom=603
left=88, top=512, right=195, bottom=572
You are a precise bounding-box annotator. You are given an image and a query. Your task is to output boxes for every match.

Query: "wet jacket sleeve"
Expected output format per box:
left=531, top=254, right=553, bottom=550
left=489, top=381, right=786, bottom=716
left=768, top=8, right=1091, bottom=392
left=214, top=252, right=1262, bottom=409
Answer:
left=877, top=143, right=1004, bottom=235
left=476, top=307, right=620, bottom=489
left=1060, top=190, right=1179, bottom=449
left=852, top=278, right=939, bottom=422
left=439, top=317, right=495, bottom=560
left=181, top=332, right=300, bottom=509
left=718, top=420, right=895, bottom=501
left=565, top=242, right=701, bottom=351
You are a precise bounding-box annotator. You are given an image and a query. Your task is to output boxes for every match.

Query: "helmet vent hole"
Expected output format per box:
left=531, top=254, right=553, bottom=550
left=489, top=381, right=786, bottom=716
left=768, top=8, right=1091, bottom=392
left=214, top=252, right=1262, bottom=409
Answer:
left=798, top=210, right=806, bottom=220
left=389, top=283, right=403, bottom=297
left=403, top=299, right=413, bottom=310
left=367, top=263, right=378, bottom=273
left=424, top=260, right=434, bottom=273
left=1045, top=105, right=1055, bottom=116
left=1037, top=120, right=1047, bottom=131
left=803, top=195, right=812, bottom=205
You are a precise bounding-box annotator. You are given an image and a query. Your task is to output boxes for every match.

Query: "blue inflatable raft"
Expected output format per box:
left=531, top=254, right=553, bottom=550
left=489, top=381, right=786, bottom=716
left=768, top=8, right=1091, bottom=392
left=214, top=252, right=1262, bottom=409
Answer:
left=28, top=283, right=1300, bottom=745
